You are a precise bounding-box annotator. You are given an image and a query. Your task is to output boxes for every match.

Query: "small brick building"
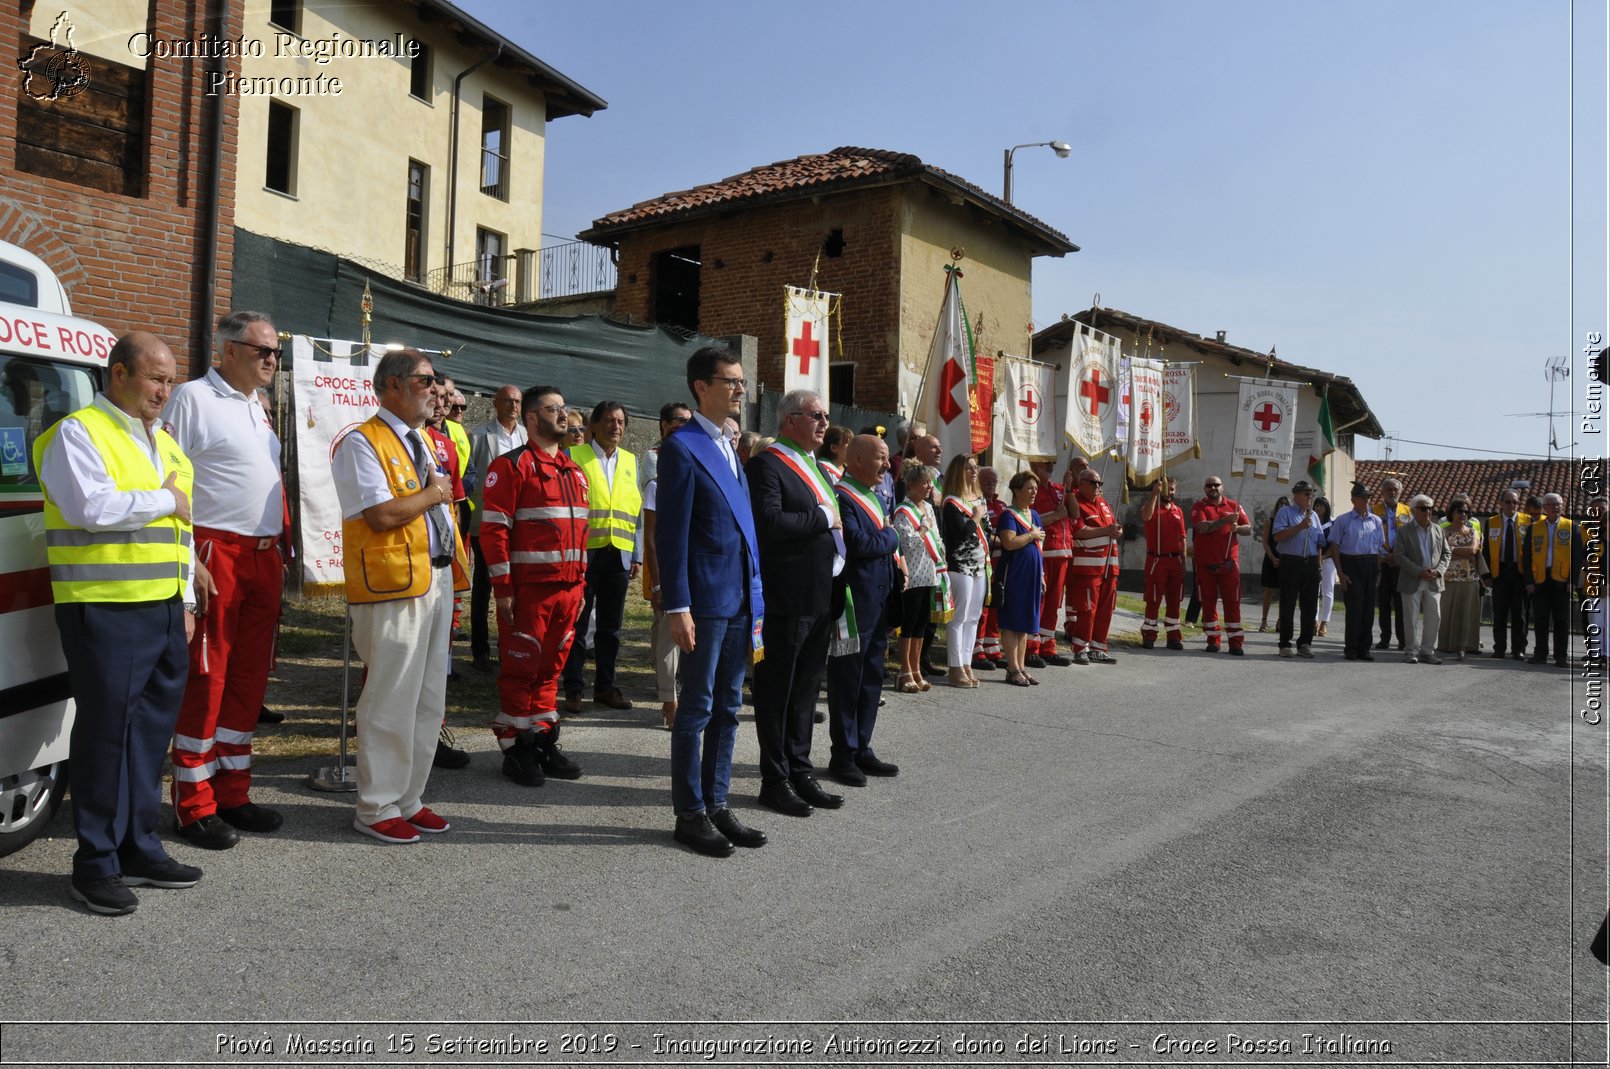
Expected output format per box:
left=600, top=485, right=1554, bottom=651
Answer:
left=579, top=147, right=1077, bottom=415
left=1, top=1, right=240, bottom=372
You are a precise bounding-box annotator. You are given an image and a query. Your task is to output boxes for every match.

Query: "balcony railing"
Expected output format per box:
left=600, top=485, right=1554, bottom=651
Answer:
left=420, top=242, right=616, bottom=307
left=423, top=254, right=516, bottom=307
left=538, top=239, right=616, bottom=300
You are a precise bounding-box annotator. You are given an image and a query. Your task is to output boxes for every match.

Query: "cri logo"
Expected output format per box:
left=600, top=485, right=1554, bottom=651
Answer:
left=20, top=12, right=89, bottom=102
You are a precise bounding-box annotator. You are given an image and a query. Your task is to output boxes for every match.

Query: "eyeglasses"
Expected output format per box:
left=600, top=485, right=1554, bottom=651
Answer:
left=232, top=341, right=282, bottom=360
left=449, top=402, right=466, bottom=411
left=665, top=415, right=691, bottom=427
left=1204, top=482, right=1222, bottom=488
left=407, top=373, right=444, bottom=387
left=788, top=411, right=830, bottom=423
left=1086, top=479, right=1103, bottom=486
left=707, top=376, right=747, bottom=391
left=1413, top=505, right=1431, bottom=512
left=530, top=403, right=566, bottom=415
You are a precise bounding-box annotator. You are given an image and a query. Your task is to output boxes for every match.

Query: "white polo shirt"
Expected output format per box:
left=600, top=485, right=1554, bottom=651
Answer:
left=161, top=368, right=283, bottom=536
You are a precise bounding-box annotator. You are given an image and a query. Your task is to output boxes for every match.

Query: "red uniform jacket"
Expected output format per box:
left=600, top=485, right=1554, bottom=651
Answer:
left=479, top=444, right=590, bottom=593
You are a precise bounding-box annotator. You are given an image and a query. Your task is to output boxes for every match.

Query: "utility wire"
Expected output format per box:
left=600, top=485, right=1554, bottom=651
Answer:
left=1368, top=437, right=1566, bottom=460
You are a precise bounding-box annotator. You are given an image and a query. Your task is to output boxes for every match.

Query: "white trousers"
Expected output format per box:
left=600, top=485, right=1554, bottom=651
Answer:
left=1400, top=586, right=1441, bottom=657
left=349, top=566, right=452, bottom=824
left=1317, top=556, right=1337, bottom=622
left=947, top=572, right=986, bottom=667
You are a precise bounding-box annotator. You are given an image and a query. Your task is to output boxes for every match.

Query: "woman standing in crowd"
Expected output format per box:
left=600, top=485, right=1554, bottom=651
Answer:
left=1314, top=495, right=1336, bottom=638
left=817, top=425, right=852, bottom=484
left=1258, top=495, right=1288, bottom=631
left=995, top=471, right=1046, bottom=687
left=1438, top=497, right=1485, bottom=662
left=940, top=454, right=989, bottom=689
left=892, top=461, right=944, bottom=692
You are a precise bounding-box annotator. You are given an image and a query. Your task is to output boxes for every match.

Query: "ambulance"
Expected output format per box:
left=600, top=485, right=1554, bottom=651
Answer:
left=0, top=239, right=117, bottom=856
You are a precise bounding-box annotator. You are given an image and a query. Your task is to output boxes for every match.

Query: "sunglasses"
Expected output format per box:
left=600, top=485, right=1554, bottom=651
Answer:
left=231, top=341, right=283, bottom=360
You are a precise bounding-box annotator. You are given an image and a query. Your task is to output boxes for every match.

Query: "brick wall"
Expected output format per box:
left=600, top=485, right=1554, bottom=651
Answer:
left=612, top=186, right=904, bottom=413
left=0, top=0, right=241, bottom=374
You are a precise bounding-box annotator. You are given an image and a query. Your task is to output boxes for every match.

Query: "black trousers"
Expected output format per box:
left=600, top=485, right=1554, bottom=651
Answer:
left=1490, top=564, right=1527, bottom=655
left=1533, top=578, right=1571, bottom=662
left=1277, top=555, right=1321, bottom=649
left=752, top=610, right=832, bottom=786
left=471, top=532, right=493, bottom=659
left=1184, top=568, right=1201, bottom=625
left=563, top=548, right=630, bottom=696
left=56, top=598, right=188, bottom=880
left=1378, top=562, right=1406, bottom=646
left=828, top=599, right=891, bottom=762
left=1339, top=555, right=1379, bottom=656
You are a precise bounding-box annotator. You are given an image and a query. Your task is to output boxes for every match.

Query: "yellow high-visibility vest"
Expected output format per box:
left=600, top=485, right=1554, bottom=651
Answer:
left=569, top=445, right=640, bottom=552
left=34, top=403, right=193, bottom=604
left=1528, top=517, right=1574, bottom=584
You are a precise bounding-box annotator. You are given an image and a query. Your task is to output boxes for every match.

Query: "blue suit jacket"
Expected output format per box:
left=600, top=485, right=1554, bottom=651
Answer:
left=654, top=422, right=764, bottom=622
left=835, top=482, right=900, bottom=632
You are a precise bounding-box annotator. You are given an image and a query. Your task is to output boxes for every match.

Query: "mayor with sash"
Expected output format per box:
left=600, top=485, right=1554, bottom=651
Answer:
left=746, top=389, right=847, bottom=818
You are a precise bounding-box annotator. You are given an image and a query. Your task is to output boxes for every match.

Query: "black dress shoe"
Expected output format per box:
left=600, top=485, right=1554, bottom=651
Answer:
left=922, top=662, right=946, bottom=678
left=1489, top=650, right=1506, bottom=659
left=758, top=781, right=813, bottom=817
left=1512, top=651, right=1527, bottom=660
left=827, top=756, right=868, bottom=787
left=1166, top=640, right=1185, bottom=651
left=217, top=803, right=284, bottom=833
left=1529, top=655, right=1549, bottom=665
left=1555, top=658, right=1570, bottom=669
left=70, top=874, right=137, bottom=915
left=791, top=774, right=844, bottom=809
left=855, top=750, right=899, bottom=777
left=501, top=738, right=544, bottom=787
left=1359, top=651, right=1375, bottom=662
left=473, top=653, right=495, bottom=672
left=1045, top=652, right=1072, bottom=666
left=674, top=814, right=734, bottom=857
left=175, top=814, right=238, bottom=850
left=257, top=705, right=285, bottom=725
left=709, top=808, right=766, bottom=848
left=1374, top=640, right=1390, bottom=650
left=433, top=738, right=471, bottom=769
left=121, top=856, right=202, bottom=888
left=1343, top=649, right=1358, bottom=661
left=1025, top=653, right=1046, bottom=668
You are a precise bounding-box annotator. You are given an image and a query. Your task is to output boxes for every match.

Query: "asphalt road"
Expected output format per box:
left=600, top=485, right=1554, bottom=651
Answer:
left=1, top=621, right=1605, bottom=1067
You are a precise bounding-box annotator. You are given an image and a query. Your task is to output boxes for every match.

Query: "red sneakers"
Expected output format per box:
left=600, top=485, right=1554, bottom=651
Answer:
left=352, top=816, right=420, bottom=844
left=406, top=807, right=450, bottom=833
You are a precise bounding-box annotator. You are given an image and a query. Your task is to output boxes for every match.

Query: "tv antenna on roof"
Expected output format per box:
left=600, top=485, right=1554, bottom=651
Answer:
left=1544, top=356, right=1570, bottom=464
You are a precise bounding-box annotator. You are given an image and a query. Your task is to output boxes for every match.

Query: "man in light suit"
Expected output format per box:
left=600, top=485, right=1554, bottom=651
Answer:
left=655, top=346, right=768, bottom=858
left=1392, top=494, right=1451, bottom=664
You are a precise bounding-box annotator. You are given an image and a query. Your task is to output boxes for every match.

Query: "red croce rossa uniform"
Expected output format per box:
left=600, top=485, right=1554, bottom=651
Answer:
left=1141, top=498, right=1187, bottom=646
left=1031, top=479, right=1076, bottom=659
left=1191, top=495, right=1251, bottom=651
left=1067, top=494, right=1119, bottom=656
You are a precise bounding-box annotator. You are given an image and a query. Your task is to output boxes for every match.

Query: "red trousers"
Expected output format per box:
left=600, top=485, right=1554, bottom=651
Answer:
left=171, top=533, right=283, bottom=824
left=1034, top=555, right=1070, bottom=654
left=493, top=580, right=584, bottom=749
left=975, top=606, right=1000, bottom=660
left=1067, top=570, right=1118, bottom=652
left=1197, top=564, right=1245, bottom=649
left=1141, top=555, right=1185, bottom=643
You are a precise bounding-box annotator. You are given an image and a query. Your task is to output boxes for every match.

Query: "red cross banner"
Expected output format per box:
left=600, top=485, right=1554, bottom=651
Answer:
left=1162, top=363, right=1199, bottom=465
left=1233, top=378, right=1303, bottom=480
left=1065, top=322, right=1120, bottom=458
left=783, top=285, right=833, bottom=398
left=1125, top=358, right=1166, bottom=479
left=916, top=267, right=977, bottom=463
left=1000, top=356, right=1056, bottom=460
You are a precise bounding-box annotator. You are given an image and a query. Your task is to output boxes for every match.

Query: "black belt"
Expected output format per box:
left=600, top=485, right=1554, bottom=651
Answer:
left=1148, top=552, right=1182, bottom=558
left=431, top=554, right=453, bottom=568
left=1339, top=553, right=1376, bottom=561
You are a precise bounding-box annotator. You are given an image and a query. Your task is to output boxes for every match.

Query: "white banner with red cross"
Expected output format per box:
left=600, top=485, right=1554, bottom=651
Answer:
left=1162, top=363, right=1198, bottom=465
left=1233, top=377, right=1304, bottom=480
left=1065, top=322, right=1121, bottom=458
left=783, top=285, right=833, bottom=398
left=916, top=267, right=977, bottom=463
left=999, top=356, right=1056, bottom=460
left=1125, top=358, right=1166, bottom=479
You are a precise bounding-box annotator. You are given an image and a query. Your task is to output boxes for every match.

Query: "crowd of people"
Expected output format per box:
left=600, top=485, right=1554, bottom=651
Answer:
left=36, top=318, right=1602, bottom=911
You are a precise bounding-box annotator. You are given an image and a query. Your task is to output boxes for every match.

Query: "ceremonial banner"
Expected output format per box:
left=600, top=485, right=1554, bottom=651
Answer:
left=1306, top=391, right=1335, bottom=488
left=1126, top=358, right=1165, bottom=479
left=783, top=285, right=832, bottom=398
left=290, top=336, right=382, bottom=590
left=1233, top=378, right=1303, bottom=480
left=1065, top=323, right=1120, bottom=458
left=916, top=267, right=977, bottom=463
left=970, top=351, right=994, bottom=455
left=1162, top=363, right=1198, bottom=464
left=1000, top=357, right=1056, bottom=460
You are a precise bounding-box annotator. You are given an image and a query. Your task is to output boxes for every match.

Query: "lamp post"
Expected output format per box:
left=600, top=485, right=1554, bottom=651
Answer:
left=1002, top=140, right=1071, bottom=204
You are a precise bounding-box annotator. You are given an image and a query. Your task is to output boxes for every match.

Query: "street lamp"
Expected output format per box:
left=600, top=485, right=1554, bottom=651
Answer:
left=1002, top=140, right=1071, bottom=204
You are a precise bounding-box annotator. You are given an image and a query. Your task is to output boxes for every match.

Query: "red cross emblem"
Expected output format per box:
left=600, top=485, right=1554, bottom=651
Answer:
left=1078, top=367, right=1110, bottom=416
left=1253, top=402, right=1282, bottom=432
left=1018, top=386, right=1040, bottom=424
left=937, top=359, right=967, bottom=423
left=791, top=320, right=820, bottom=376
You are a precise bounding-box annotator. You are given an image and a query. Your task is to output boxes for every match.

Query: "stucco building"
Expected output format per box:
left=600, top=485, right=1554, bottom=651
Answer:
left=578, top=147, right=1077, bottom=414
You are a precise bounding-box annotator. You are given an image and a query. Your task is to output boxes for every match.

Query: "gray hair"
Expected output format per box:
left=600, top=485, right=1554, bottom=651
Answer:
left=1542, top=492, right=1564, bottom=507
left=901, top=459, right=937, bottom=486
left=778, top=388, right=822, bottom=419
left=1409, top=493, right=1434, bottom=510
left=372, top=347, right=428, bottom=394
left=1382, top=478, right=1403, bottom=494
left=215, top=311, right=274, bottom=350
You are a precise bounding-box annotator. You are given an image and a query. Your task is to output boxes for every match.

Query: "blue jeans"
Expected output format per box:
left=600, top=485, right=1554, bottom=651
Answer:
left=670, top=612, right=750, bottom=816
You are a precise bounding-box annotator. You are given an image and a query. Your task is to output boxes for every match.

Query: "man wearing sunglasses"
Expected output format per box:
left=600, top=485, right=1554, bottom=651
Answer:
left=1392, top=495, right=1451, bottom=665
left=1190, top=476, right=1253, bottom=654
left=1067, top=468, right=1122, bottom=665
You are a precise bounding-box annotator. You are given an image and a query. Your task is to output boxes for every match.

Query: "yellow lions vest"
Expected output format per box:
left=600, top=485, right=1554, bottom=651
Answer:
left=34, top=402, right=194, bottom=604
left=569, top=445, right=641, bottom=551
left=342, top=417, right=469, bottom=604
left=1528, top=517, right=1574, bottom=584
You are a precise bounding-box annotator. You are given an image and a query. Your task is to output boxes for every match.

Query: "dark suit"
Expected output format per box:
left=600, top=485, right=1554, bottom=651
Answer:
left=746, top=447, right=840, bottom=788
left=1522, top=518, right=1583, bottom=664
left=655, top=420, right=765, bottom=816
left=827, top=480, right=900, bottom=764
left=1485, top=512, right=1528, bottom=656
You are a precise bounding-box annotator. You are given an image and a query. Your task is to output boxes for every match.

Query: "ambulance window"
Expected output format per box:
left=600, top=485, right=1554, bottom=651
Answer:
left=0, top=263, right=37, bottom=308
left=0, top=356, right=97, bottom=489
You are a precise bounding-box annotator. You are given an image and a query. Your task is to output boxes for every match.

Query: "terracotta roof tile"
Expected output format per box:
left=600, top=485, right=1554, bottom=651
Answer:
left=1354, top=458, right=1600, bottom=516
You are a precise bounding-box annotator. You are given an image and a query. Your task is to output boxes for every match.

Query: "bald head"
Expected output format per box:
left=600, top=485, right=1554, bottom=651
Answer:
left=845, top=433, right=890, bottom=485
left=107, top=331, right=177, bottom=424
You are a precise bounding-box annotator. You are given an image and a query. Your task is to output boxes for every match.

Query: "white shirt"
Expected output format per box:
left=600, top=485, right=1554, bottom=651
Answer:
left=666, top=413, right=737, bottom=615
left=331, top=407, right=455, bottom=558
left=38, top=393, right=196, bottom=606
left=587, top=440, right=642, bottom=569
left=160, top=369, right=283, bottom=536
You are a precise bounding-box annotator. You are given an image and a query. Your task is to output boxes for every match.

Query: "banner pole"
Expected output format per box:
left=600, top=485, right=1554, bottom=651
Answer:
left=308, top=607, right=359, bottom=793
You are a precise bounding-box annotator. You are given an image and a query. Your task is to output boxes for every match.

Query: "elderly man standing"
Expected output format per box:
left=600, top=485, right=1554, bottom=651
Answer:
left=36, top=332, right=203, bottom=914
left=1524, top=492, right=1583, bottom=668
left=331, top=349, right=468, bottom=843
left=747, top=389, right=845, bottom=816
left=161, top=311, right=286, bottom=851
left=467, top=384, right=526, bottom=672
left=1392, top=494, right=1451, bottom=665
left=1271, top=481, right=1327, bottom=658
left=1373, top=477, right=1412, bottom=651
left=1327, top=482, right=1386, bottom=661
left=1482, top=489, right=1529, bottom=660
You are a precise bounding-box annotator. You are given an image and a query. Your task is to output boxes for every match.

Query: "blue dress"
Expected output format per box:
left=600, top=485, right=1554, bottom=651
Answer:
left=997, top=508, right=1044, bottom=634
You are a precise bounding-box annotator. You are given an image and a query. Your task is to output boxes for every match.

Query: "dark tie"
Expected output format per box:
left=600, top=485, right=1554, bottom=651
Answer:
left=411, top=431, right=445, bottom=554
left=1502, top=518, right=1515, bottom=564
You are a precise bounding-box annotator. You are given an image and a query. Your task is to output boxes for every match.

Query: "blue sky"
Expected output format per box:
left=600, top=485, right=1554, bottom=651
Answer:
left=461, top=0, right=1607, bottom=462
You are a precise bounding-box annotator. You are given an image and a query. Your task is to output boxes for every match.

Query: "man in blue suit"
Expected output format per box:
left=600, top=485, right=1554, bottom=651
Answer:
left=654, top=346, right=769, bottom=857
left=826, top=434, right=904, bottom=786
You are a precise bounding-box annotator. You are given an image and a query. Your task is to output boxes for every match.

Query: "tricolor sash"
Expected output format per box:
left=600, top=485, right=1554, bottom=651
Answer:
left=819, top=459, right=843, bottom=485
left=896, top=501, right=953, bottom=625
left=766, top=440, right=838, bottom=518
left=830, top=476, right=893, bottom=657
left=944, top=493, right=992, bottom=604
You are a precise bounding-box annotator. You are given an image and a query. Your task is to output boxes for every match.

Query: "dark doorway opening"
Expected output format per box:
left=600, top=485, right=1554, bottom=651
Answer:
left=651, top=246, right=701, bottom=332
